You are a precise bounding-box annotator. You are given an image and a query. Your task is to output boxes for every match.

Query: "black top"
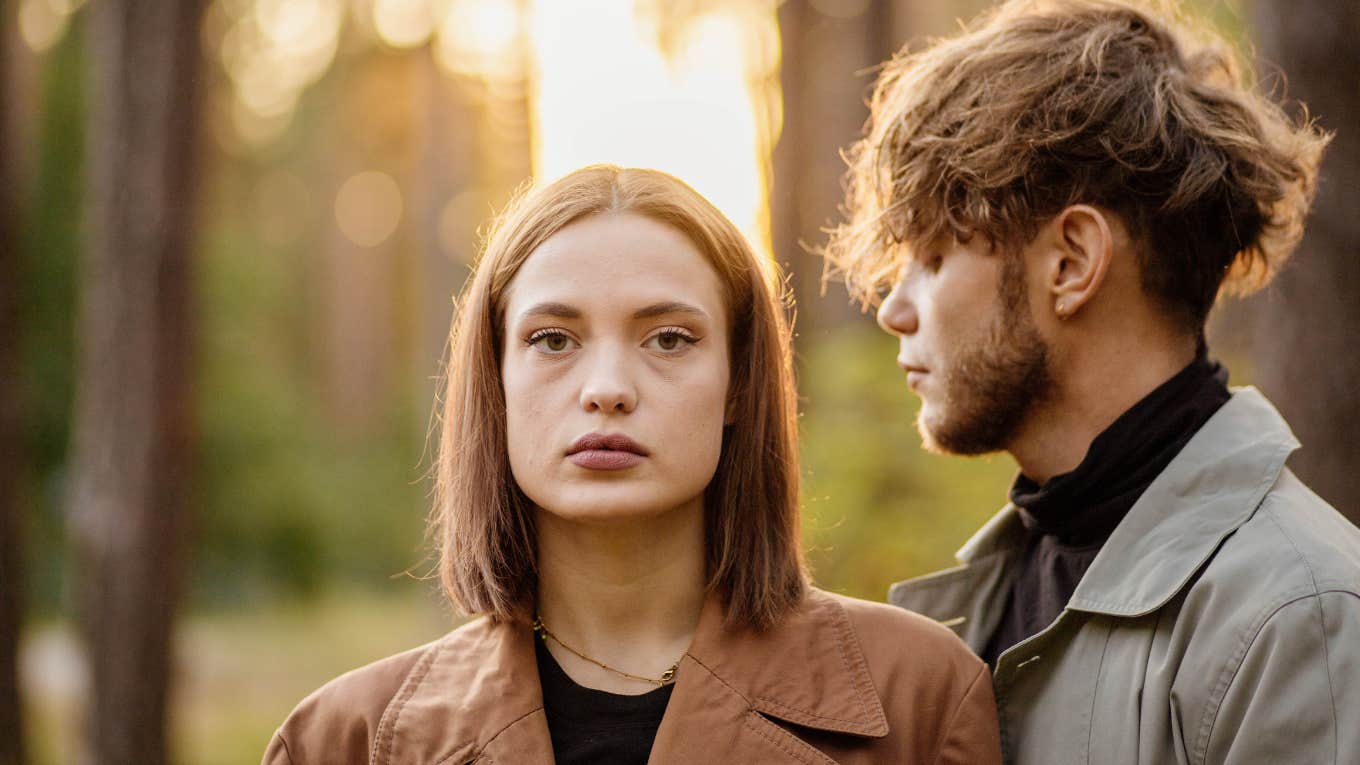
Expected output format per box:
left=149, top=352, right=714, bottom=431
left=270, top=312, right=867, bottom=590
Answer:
left=535, top=637, right=674, bottom=765
left=982, top=355, right=1231, bottom=666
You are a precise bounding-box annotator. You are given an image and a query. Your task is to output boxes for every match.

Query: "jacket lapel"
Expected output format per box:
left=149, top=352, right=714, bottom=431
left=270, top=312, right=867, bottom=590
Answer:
left=377, top=616, right=554, bottom=765
left=649, top=589, right=890, bottom=763
left=376, top=589, right=899, bottom=764
left=1067, top=387, right=1298, bottom=617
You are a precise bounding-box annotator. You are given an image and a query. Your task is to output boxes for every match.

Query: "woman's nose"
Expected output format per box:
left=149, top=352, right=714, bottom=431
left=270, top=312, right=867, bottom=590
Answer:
left=876, top=282, right=919, bottom=337
left=579, top=349, right=638, bottom=414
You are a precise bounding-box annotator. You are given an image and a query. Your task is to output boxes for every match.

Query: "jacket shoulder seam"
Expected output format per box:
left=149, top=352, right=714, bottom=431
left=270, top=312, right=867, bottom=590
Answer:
left=929, top=660, right=990, bottom=765
left=1193, top=509, right=1342, bottom=765
left=273, top=729, right=295, bottom=765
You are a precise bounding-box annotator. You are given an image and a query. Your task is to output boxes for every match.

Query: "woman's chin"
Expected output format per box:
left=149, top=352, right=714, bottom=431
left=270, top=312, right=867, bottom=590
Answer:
left=533, top=491, right=704, bottom=526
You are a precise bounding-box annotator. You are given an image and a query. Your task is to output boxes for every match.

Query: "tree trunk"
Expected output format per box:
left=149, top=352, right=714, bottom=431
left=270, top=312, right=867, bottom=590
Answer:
left=772, top=0, right=891, bottom=341
left=66, top=0, right=206, bottom=761
left=1248, top=2, right=1360, bottom=523
left=0, top=0, right=26, bottom=758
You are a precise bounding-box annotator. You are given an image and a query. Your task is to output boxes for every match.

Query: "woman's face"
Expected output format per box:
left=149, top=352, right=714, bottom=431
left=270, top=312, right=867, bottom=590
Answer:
left=501, top=211, right=731, bottom=523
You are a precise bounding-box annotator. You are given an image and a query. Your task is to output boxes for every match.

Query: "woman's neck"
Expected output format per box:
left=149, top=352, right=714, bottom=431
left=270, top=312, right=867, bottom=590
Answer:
left=534, top=498, right=707, bottom=694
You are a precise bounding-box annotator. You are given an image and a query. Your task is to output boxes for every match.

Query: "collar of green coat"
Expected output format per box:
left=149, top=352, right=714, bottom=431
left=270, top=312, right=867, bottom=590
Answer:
left=941, top=387, right=1299, bottom=619
left=1063, top=387, right=1298, bottom=616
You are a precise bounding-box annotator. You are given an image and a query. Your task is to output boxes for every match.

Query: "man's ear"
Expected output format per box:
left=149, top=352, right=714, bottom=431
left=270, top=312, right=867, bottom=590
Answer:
left=1042, top=204, right=1114, bottom=321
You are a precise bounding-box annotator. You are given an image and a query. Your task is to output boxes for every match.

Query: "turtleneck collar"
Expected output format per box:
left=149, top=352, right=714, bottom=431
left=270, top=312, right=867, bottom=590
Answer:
left=1008, top=354, right=1231, bottom=548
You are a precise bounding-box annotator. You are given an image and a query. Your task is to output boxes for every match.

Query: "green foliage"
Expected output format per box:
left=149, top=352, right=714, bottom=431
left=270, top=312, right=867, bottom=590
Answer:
left=798, top=321, right=1017, bottom=601
left=192, top=192, right=430, bottom=606
left=21, top=19, right=85, bottom=615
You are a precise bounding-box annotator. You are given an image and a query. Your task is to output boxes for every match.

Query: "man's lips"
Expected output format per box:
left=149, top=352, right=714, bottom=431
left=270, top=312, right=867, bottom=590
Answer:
left=897, top=359, right=928, bottom=391
left=566, top=432, right=649, bottom=470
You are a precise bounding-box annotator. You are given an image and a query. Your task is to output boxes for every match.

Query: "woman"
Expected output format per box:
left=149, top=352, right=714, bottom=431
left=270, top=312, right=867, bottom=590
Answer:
left=264, top=166, right=1000, bottom=764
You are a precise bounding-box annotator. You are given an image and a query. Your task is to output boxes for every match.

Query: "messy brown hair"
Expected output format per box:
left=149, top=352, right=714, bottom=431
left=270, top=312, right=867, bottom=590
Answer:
left=825, top=0, right=1329, bottom=329
left=431, top=165, right=805, bottom=630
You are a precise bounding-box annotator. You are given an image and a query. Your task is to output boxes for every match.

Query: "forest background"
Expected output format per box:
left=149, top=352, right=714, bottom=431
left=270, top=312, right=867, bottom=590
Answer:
left=2, top=0, right=1355, bottom=762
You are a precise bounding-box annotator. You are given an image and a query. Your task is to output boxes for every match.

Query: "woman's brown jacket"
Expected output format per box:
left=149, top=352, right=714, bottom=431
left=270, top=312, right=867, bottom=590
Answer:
left=263, top=587, right=1001, bottom=764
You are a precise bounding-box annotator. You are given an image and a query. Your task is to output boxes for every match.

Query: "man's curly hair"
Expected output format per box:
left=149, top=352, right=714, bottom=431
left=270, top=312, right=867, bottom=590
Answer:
left=823, top=0, right=1329, bottom=329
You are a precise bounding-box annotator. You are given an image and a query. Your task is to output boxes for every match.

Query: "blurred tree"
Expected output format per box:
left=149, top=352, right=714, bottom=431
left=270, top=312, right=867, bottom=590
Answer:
left=1249, top=1, right=1360, bottom=523
left=772, top=0, right=886, bottom=341
left=65, top=0, right=207, bottom=761
left=773, top=0, right=990, bottom=343
left=0, top=0, right=26, bottom=759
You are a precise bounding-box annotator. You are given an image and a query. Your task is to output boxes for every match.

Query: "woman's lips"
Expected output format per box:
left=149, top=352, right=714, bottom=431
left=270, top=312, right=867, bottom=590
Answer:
left=568, top=450, right=645, bottom=470
left=906, top=370, right=927, bottom=391
left=565, top=432, right=648, bottom=470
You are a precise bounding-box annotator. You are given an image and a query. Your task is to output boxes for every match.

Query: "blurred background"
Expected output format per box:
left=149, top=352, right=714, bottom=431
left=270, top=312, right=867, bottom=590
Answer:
left=1, top=0, right=1355, bottom=762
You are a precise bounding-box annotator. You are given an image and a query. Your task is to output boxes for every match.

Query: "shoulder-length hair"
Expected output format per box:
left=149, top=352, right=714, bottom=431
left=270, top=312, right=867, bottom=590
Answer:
left=431, top=165, right=805, bottom=630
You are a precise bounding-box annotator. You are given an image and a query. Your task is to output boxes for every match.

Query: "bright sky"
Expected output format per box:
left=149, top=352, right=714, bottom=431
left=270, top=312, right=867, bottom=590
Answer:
left=527, top=0, right=778, bottom=257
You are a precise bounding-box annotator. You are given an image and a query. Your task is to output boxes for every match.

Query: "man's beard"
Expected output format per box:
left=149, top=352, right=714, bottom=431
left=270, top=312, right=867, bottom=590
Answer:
left=919, top=274, right=1053, bottom=456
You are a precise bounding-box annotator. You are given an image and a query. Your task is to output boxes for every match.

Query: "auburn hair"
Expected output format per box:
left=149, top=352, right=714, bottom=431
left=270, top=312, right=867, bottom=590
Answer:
left=825, top=0, right=1329, bottom=329
left=431, top=165, right=805, bottom=630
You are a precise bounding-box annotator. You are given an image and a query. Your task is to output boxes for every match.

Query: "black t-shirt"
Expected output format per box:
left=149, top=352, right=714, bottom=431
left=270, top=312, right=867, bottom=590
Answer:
left=982, top=355, right=1232, bottom=666
left=535, top=637, right=674, bottom=765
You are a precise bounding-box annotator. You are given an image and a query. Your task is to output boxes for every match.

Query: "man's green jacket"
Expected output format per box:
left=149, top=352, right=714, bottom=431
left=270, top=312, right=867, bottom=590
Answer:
left=890, top=388, right=1360, bottom=764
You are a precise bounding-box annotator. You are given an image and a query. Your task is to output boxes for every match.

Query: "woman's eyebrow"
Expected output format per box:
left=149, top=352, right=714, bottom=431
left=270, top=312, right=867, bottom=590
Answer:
left=518, top=302, right=581, bottom=321
left=632, top=301, right=708, bottom=320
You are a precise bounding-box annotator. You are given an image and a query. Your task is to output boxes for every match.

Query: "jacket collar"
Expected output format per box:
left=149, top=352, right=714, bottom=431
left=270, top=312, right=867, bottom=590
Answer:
left=678, top=587, right=889, bottom=738
left=890, top=387, right=1299, bottom=638
left=1066, top=386, right=1298, bottom=616
left=375, top=587, right=887, bottom=764
left=375, top=614, right=551, bottom=765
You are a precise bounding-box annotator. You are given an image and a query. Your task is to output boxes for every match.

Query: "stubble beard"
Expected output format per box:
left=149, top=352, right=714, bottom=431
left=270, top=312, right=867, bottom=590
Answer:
left=918, top=279, right=1053, bottom=456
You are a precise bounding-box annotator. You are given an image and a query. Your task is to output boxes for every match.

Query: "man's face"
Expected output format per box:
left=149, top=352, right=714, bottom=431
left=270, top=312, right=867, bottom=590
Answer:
left=876, top=235, right=1052, bottom=455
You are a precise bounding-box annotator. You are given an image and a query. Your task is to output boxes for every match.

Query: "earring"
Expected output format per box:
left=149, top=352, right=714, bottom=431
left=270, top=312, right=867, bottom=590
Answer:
left=1056, top=300, right=1067, bottom=317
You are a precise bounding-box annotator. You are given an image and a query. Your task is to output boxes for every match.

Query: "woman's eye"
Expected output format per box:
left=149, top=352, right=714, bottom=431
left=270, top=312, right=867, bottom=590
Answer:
left=645, top=330, right=697, bottom=352
left=528, top=331, right=576, bottom=353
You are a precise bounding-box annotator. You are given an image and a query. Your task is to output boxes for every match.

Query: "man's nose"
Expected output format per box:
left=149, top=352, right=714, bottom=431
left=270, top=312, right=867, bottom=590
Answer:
left=579, top=347, right=638, bottom=414
left=876, top=282, right=918, bottom=337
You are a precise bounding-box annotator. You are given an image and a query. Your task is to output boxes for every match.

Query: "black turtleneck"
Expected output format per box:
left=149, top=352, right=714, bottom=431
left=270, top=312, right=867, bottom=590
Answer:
left=982, top=355, right=1231, bottom=666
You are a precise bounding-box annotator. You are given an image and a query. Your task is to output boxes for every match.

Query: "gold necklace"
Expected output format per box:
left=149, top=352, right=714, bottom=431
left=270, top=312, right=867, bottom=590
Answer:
left=532, top=614, right=682, bottom=687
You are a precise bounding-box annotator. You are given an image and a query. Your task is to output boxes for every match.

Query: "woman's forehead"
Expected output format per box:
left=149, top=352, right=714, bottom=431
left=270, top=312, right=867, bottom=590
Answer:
left=504, top=213, right=725, bottom=319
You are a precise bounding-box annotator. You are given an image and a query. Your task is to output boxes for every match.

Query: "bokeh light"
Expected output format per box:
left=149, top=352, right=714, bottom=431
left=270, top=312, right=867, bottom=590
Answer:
left=211, top=0, right=345, bottom=148
left=374, top=0, right=438, bottom=49
left=334, top=171, right=405, bottom=248
left=18, top=0, right=74, bottom=53
left=435, top=0, right=525, bottom=80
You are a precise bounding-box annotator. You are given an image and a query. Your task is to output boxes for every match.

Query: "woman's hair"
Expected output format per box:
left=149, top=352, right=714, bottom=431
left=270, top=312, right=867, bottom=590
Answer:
left=431, top=165, right=805, bottom=630
left=824, top=0, right=1329, bottom=330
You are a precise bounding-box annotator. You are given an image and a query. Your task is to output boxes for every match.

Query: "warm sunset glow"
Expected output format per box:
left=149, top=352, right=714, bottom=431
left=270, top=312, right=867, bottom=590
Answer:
left=435, top=0, right=524, bottom=80
left=200, top=0, right=780, bottom=246
left=526, top=0, right=781, bottom=257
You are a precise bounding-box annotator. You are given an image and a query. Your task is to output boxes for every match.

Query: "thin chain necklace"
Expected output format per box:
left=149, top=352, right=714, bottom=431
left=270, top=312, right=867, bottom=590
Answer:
left=532, top=613, right=682, bottom=687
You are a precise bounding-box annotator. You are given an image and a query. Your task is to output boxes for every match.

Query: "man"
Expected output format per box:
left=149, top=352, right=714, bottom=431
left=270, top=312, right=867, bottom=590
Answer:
left=822, top=1, right=1359, bottom=763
